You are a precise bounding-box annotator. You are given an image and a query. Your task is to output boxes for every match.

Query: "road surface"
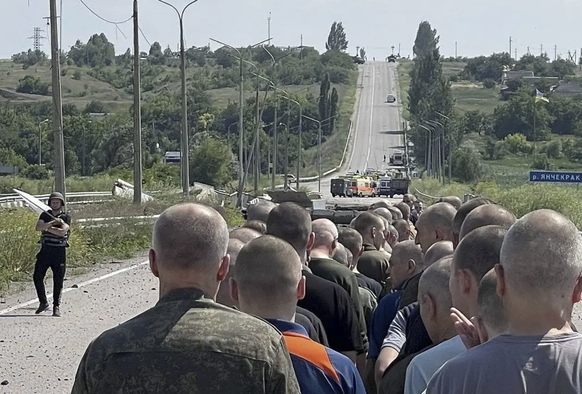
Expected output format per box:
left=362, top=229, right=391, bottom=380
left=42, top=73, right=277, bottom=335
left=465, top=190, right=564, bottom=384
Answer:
left=304, top=61, right=405, bottom=206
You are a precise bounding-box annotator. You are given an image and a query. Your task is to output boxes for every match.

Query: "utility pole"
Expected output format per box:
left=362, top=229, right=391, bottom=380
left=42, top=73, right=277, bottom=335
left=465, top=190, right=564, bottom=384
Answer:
left=267, top=12, right=271, bottom=46
left=540, top=44, right=543, bottom=56
left=272, top=102, right=278, bottom=189
left=455, top=41, right=458, bottom=58
left=49, top=0, right=65, bottom=196
left=59, top=0, right=63, bottom=52
left=509, top=36, right=512, bottom=58
left=398, top=43, right=401, bottom=56
left=28, top=27, right=46, bottom=51
left=527, top=46, right=530, bottom=55
left=132, top=0, right=142, bottom=204
left=555, top=45, right=557, bottom=61
left=253, top=71, right=260, bottom=195
left=515, top=48, right=517, bottom=59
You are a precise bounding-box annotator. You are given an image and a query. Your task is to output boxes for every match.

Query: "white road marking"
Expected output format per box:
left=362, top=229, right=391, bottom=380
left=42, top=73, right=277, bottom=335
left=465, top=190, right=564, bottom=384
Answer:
left=365, top=64, right=376, bottom=169
left=0, top=260, right=149, bottom=315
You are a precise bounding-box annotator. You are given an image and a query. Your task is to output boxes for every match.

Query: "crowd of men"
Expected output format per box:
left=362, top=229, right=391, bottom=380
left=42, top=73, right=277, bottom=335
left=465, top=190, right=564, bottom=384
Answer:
left=70, top=192, right=582, bottom=394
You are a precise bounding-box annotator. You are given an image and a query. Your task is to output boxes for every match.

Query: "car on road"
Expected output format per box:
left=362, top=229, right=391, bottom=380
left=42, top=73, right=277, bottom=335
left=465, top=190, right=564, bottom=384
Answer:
left=387, top=94, right=396, bottom=103
left=388, top=54, right=397, bottom=63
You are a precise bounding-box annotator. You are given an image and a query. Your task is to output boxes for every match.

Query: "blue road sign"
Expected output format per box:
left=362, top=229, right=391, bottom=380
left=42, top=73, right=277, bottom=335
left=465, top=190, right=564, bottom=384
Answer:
left=529, top=171, right=582, bottom=183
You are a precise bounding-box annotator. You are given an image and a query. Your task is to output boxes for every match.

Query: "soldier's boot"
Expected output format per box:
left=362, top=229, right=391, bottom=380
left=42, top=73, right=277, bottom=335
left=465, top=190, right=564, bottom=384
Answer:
left=35, top=302, right=49, bottom=314
left=52, top=306, right=61, bottom=317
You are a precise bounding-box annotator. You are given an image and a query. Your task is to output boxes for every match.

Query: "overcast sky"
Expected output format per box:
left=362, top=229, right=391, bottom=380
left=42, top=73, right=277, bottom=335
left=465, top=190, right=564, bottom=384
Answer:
left=2, top=0, right=581, bottom=60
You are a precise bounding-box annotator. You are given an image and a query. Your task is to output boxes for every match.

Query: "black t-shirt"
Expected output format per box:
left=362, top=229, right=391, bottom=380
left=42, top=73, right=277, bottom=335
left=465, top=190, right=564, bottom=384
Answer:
left=298, top=270, right=365, bottom=353
left=401, top=304, right=433, bottom=357
left=296, top=306, right=329, bottom=347
left=356, top=273, right=382, bottom=298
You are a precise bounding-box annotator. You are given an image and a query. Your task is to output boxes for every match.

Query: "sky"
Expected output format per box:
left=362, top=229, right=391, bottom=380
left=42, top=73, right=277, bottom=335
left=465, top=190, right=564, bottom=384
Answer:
left=1, top=0, right=581, bottom=60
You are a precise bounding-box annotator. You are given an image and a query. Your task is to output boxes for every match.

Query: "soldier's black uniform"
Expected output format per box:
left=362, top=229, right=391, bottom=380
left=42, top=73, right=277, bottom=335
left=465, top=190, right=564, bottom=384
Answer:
left=33, top=192, right=71, bottom=317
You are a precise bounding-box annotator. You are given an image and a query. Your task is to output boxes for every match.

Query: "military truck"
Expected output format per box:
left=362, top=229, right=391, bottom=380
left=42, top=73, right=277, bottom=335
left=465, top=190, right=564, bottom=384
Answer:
left=330, top=178, right=353, bottom=198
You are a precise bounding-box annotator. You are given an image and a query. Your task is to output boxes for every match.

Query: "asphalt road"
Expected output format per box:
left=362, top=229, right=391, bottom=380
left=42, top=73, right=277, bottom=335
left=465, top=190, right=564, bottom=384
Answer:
left=304, top=61, right=404, bottom=206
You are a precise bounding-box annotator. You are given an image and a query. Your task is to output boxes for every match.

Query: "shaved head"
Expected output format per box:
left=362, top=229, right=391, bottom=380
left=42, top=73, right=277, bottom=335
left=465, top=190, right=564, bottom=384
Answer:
left=369, top=201, right=390, bottom=210
left=312, top=219, right=339, bottom=249
left=229, top=227, right=262, bottom=243
left=338, top=228, right=363, bottom=266
left=266, top=202, right=312, bottom=261
left=392, top=240, right=424, bottom=268
left=459, top=205, right=516, bottom=240
left=425, top=241, right=454, bottom=267
left=415, top=202, right=457, bottom=253
left=419, top=256, right=454, bottom=342
left=453, top=197, right=494, bottom=235
left=233, top=235, right=303, bottom=314
left=215, top=238, right=246, bottom=307
left=354, top=211, right=385, bottom=250
left=246, top=199, right=277, bottom=222
left=152, top=203, right=229, bottom=272
left=393, top=219, right=411, bottom=241
left=242, top=220, right=267, bottom=234
left=439, top=196, right=463, bottom=210
left=478, top=269, right=508, bottom=337
left=500, top=209, right=582, bottom=304
left=395, top=202, right=411, bottom=221
left=388, top=206, right=403, bottom=220
left=453, top=225, right=507, bottom=282
left=227, top=238, right=246, bottom=266
left=333, top=243, right=350, bottom=267
left=374, top=208, right=393, bottom=222
left=389, top=240, right=424, bottom=288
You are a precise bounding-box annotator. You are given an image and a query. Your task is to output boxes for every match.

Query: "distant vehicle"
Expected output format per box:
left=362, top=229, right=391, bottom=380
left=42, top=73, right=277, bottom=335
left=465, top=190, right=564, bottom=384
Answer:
left=387, top=94, right=396, bottom=103
left=330, top=178, right=353, bottom=198
left=279, top=174, right=297, bottom=184
left=390, top=151, right=404, bottom=165
left=353, top=56, right=365, bottom=64
left=364, top=167, right=376, bottom=176
left=388, top=54, right=397, bottom=63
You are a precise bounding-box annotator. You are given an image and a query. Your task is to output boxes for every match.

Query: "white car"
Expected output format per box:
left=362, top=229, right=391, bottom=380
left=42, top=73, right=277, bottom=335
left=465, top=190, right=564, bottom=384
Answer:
left=387, top=94, right=396, bottom=103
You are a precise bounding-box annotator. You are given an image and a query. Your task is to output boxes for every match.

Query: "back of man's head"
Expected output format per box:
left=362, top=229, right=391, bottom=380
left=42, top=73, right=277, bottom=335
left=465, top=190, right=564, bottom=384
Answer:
left=393, top=219, right=411, bottom=241
left=230, top=227, right=262, bottom=243
left=242, top=220, right=267, bottom=234
left=312, top=219, right=339, bottom=252
left=246, top=200, right=277, bottom=222
left=369, top=201, right=391, bottom=210
left=395, top=202, right=411, bottom=221
left=424, top=241, right=454, bottom=267
left=374, top=207, right=393, bottom=222
left=453, top=225, right=507, bottom=282
left=418, top=256, right=454, bottom=343
left=215, top=238, right=246, bottom=307
left=439, top=196, right=463, bottom=210
left=233, top=235, right=303, bottom=318
left=500, top=209, right=582, bottom=310
left=415, top=202, right=457, bottom=252
left=338, top=228, right=363, bottom=267
left=333, top=243, right=350, bottom=267
left=477, top=269, right=509, bottom=339
left=354, top=211, right=384, bottom=240
left=459, top=204, right=516, bottom=240
left=453, top=197, right=494, bottom=236
left=266, top=202, right=312, bottom=260
left=388, top=206, right=403, bottom=220
left=151, top=203, right=229, bottom=279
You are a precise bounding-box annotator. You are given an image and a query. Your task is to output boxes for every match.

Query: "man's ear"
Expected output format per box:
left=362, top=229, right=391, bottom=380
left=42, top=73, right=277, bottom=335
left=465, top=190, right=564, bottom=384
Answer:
left=149, top=249, right=159, bottom=278
left=424, top=293, right=437, bottom=321
left=297, top=276, right=306, bottom=300
left=458, top=269, right=473, bottom=296
left=407, top=259, right=417, bottom=274
left=571, top=275, right=582, bottom=304
left=217, top=255, right=230, bottom=282
left=307, top=232, right=315, bottom=250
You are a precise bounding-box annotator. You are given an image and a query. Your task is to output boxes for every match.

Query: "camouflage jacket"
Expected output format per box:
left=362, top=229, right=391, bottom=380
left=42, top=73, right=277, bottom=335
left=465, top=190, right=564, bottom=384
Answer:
left=71, top=288, right=300, bottom=394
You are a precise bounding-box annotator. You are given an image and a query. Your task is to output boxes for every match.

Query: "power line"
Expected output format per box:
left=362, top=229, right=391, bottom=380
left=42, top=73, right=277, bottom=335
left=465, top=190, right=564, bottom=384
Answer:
left=138, top=26, right=152, bottom=47
left=78, top=0, right=133, bottom=25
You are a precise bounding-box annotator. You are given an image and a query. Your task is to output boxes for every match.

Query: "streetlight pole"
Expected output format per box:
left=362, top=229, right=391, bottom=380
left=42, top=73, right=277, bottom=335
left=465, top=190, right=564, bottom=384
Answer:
left=426, top=120, right=444, bottom=183
left=38, top=119, right=49, bottom=165
left=419, top=124, right=434, bottom=177
left=209, top=38, right=270, bottom=207
left=156, top=0, right=200, bottom=195
left=302, top=115, right=336, bottom=193
left=435, top=111, right=452, bottom=183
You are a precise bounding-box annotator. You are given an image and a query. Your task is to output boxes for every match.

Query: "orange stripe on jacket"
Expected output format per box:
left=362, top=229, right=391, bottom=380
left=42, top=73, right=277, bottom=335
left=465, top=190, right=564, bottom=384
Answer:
left=282, top=331, right=341, bottom=383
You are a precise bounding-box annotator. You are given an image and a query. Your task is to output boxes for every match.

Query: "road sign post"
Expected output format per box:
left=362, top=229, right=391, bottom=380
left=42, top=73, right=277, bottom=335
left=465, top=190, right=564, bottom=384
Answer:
left=529, top=171, right=582, bottom=183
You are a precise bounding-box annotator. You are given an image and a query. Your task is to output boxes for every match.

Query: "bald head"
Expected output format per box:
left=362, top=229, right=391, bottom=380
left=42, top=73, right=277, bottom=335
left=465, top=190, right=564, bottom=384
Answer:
left=453, top=225, right=507, bottom=282
left=312, top=219, right=339, bottom=250
left=152, top=203, right=228, bottom=272
left=424, top=241, right=454, bottom=267
left=374, top=208, right=393, bottom=222
left=246, top=199, right=277, bottom=222
left=388, top=206, right=403, bottom=220
left=395, top=202, right=411, bottom=221
left=393, top=219, right=411, bottom=241
left=354, top=211, right=384, bottom=237
left=266, top=202, right=312, bottom=260
left=242, top=220, right=267, bottom=234
left=233, top=235, right=303, bottom=314
left=392, top=240, right=424, bottom=268
left=500, top=209, right=582, bottom=304
left=453, top=197, right=494, bottom=236
left=415, top=202, right=457, bottom=253
left=215, top=238, right=245, bottom=307
left=227, top=238, right=246, bottom=266
left=459, top=204, right=516, bottom=240
left=419, top=256, right=454, bottom=342
left=477, top=269, right=508, bottom=337
left=369, top=201, right=391, bottom=210
left=440, top=196, right=463, bottom=210
left=229, top=227, right=262, bottom=244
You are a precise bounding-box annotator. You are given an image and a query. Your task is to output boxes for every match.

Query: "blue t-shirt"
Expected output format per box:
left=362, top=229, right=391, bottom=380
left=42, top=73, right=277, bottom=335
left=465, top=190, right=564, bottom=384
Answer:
left=368, top=290, right=401, bottom=359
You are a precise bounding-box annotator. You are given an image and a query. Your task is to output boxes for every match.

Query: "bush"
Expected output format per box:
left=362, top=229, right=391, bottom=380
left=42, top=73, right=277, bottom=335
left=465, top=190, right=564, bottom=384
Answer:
left=543, top=140, right=562, bottom=159
left=72, top=70, right=82, bottom=80
left=451, top=148, right=482, bottom=182
left=16, top=75, right=50, bottom=96
left=531, top=153, right=554, bottom=170
left=21, top=165, right=49, bottom=180
left=483, top=79, right=496, bottom=89
left=504, top=133, right=531, bottom=154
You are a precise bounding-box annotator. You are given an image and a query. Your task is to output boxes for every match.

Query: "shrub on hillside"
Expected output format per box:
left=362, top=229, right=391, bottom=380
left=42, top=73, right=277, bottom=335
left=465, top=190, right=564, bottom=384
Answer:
left=451, top=148, right=482, bottom=182
left=542, top=140, right=562, bottom=159
left=504, top=133, right=532, bottom=154
left=483, top=79, right=496, bottom=89
left=531, top=153, right=554, bottom=170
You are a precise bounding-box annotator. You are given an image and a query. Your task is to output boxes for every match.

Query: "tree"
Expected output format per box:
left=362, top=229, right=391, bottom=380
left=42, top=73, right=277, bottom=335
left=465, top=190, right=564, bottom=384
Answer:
left=326, top=22, right=348, bottom=51
left=190, top=137, right=234, bottom=186
left=413, top=21, right=439, bottom=59
left=16, top=75, right=50, bottom=95
left=359, top=47, right=366, bottom=60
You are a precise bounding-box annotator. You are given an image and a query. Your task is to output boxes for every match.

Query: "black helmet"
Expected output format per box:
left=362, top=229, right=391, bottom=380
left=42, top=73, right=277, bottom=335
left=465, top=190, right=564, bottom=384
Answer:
left=48, top=192, right=65, bottom=205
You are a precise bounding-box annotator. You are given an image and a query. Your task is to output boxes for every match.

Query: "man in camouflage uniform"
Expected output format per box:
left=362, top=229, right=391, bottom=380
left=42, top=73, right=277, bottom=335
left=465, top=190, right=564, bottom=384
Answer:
left=71, top=203, right=300, bottom=394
